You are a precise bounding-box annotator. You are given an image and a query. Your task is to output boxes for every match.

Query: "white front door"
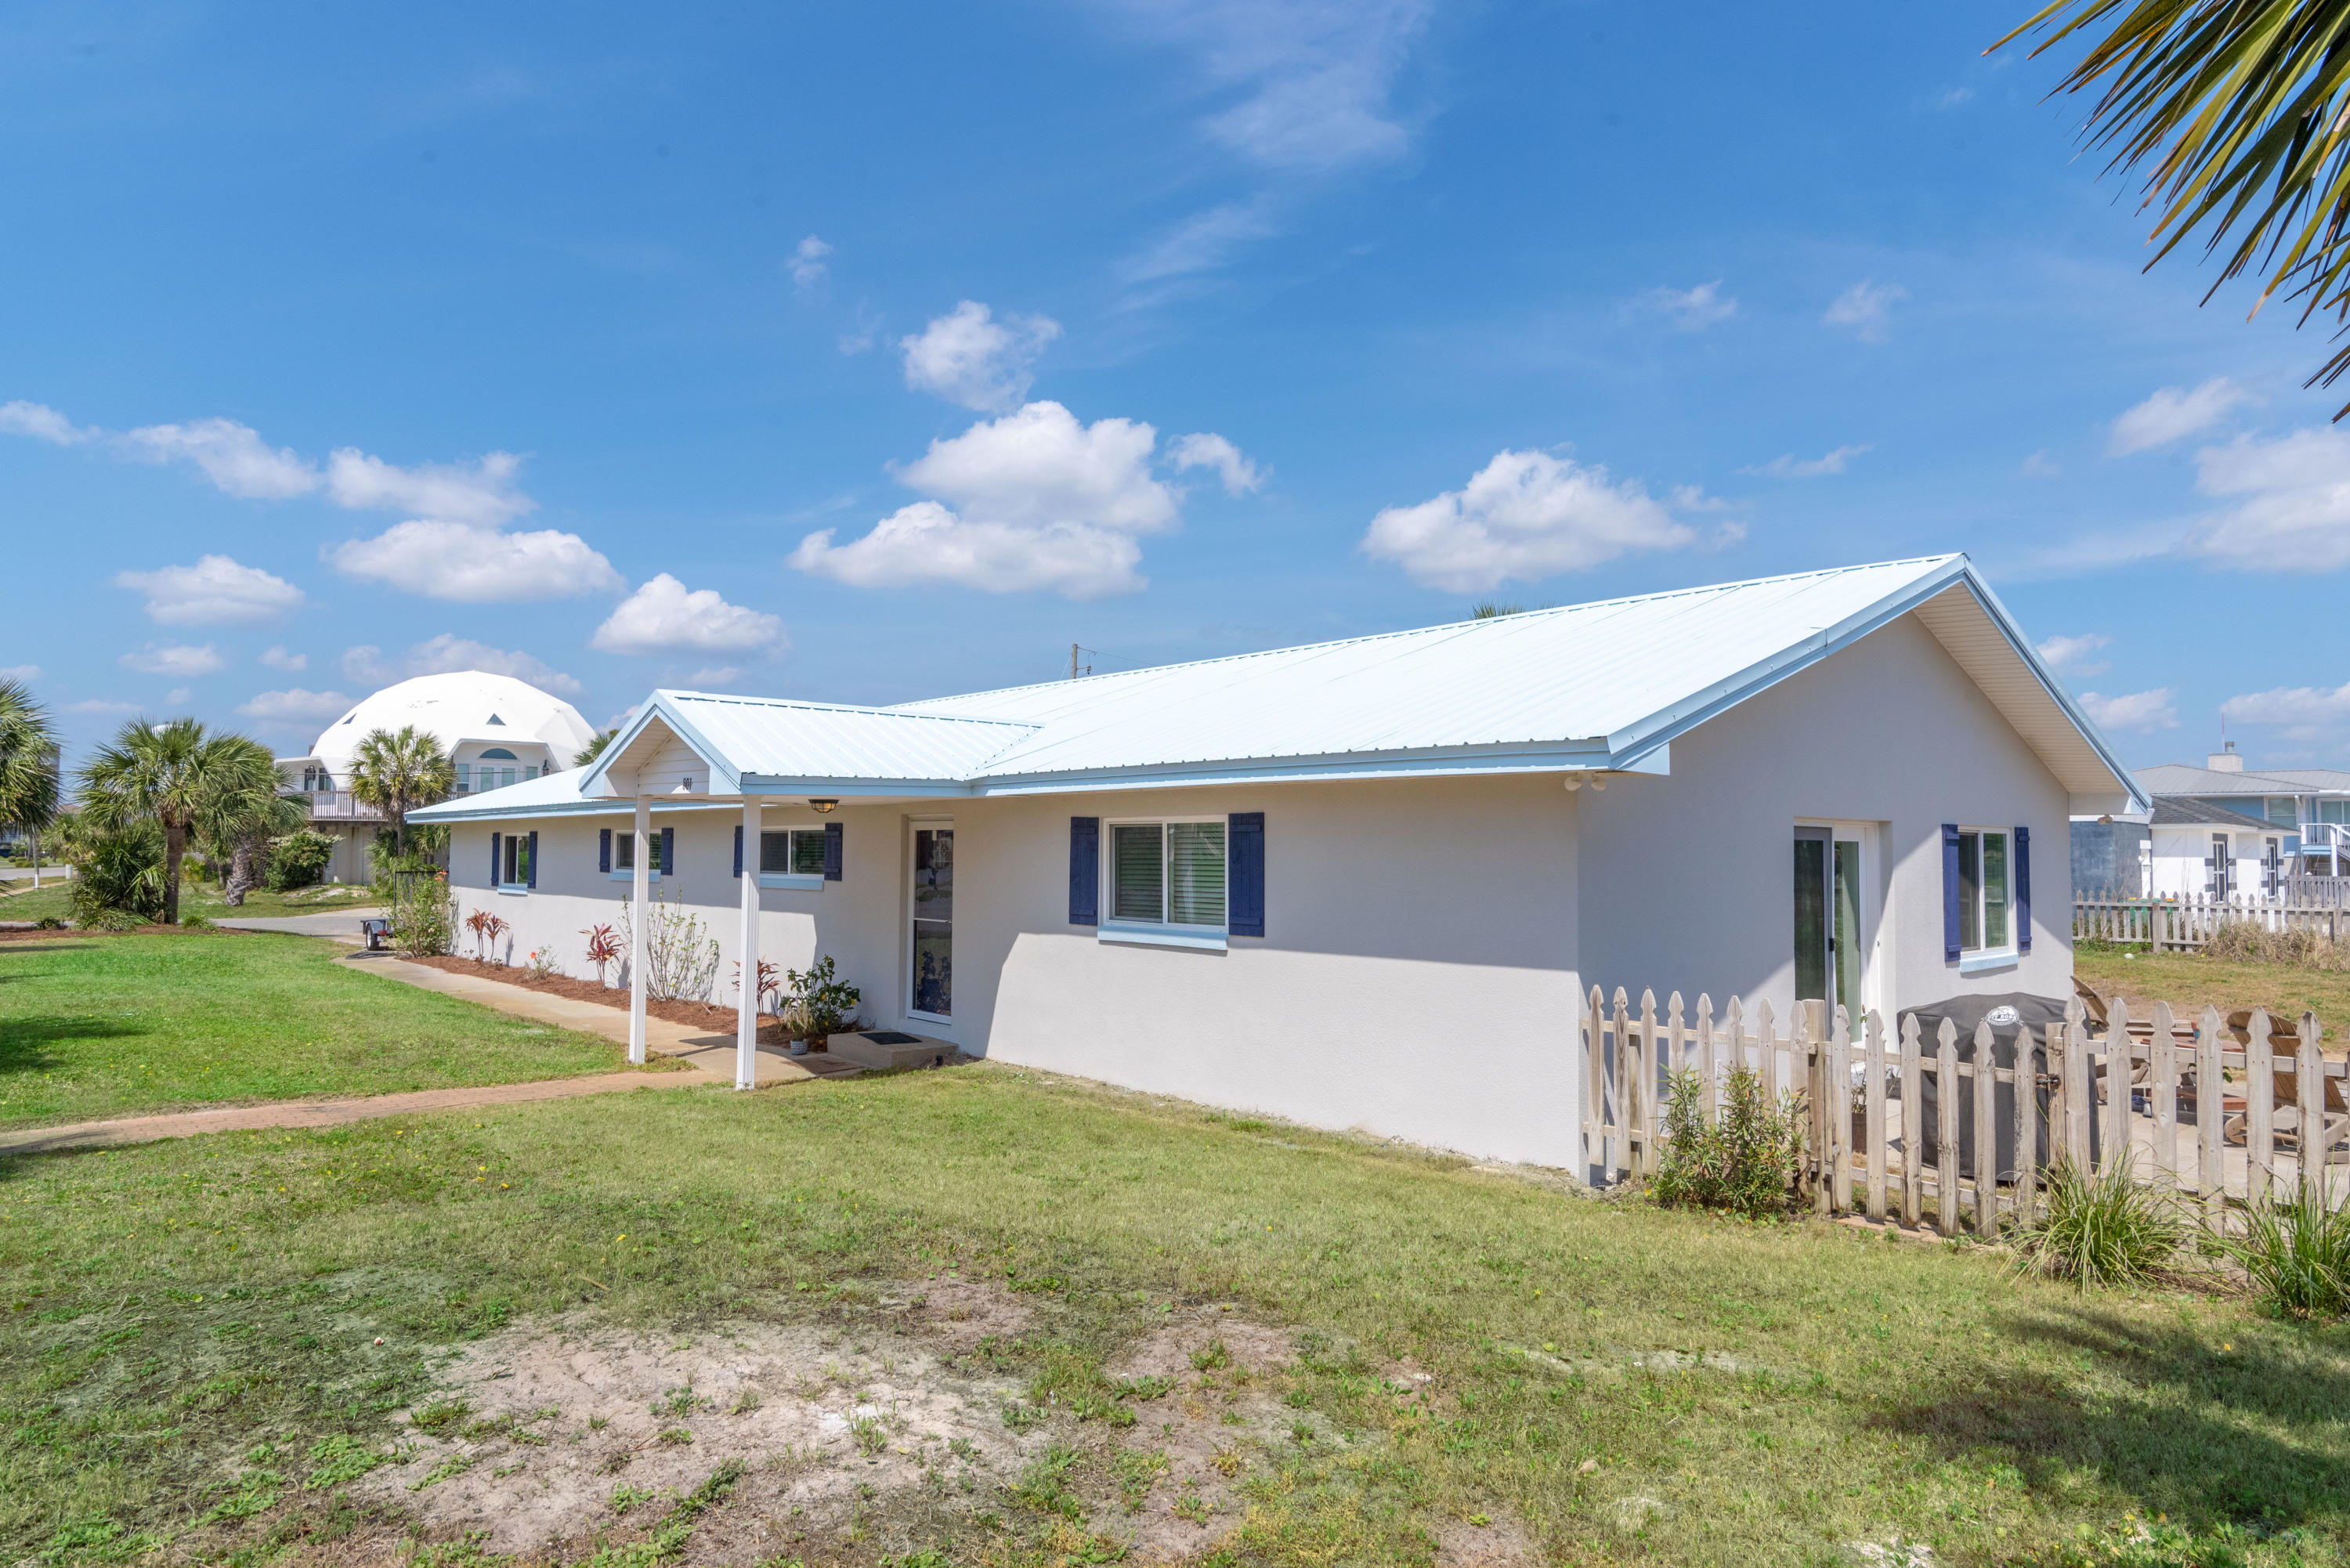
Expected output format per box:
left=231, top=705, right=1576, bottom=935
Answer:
left=1795, top=822, right=1872, bottom=1038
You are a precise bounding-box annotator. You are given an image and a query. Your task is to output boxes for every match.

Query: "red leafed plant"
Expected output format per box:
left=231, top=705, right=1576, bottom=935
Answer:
left=465, top=909, right=509, bottom=963
left=582, top=923, right=623, bottom=985
left=732, top=957, right=782, bottom=1010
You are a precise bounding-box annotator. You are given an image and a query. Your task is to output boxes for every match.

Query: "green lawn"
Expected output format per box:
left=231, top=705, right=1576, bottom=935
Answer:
left=2076, top=943, right=2350, bottom=1031
left=0, top=932, right=636, bottom=1129
left=0, top=880, right=384, bottom=927
left=2, top=1066, right=2343, bottom=1566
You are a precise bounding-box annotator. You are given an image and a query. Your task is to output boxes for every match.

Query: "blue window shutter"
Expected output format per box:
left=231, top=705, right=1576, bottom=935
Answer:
left=823, top=821, right=843, bottom=880
left=526, top=830, right=539, bottom=890
left=1068, top=817, right=1098, bottom=925
left=1941, top=823, right=1961, bottom=963
left=490, top=832, right=501, bottom=887
left=659, top=826, right=674, bottom=875
left=2015, top=825, right=2032, bottom=953
left=732, top=825, right=743, bottom=879
left=1228, top=811, right=1264, bottom=938
left=598, top=827, right=611, bottom=874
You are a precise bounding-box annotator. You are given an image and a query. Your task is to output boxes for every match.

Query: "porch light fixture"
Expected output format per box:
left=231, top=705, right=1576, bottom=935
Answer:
left=809, top=797, right=839, bottom=814
left=1562, top=771, right=1606, bottom=792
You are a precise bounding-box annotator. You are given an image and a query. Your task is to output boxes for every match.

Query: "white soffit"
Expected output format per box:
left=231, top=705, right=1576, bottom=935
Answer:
left=1910, top=583, right=2127, bottom=798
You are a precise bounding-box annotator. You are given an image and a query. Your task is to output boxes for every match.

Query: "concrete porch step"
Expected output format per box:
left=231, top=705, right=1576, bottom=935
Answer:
left=822, top=1031, right=964, bottom=1071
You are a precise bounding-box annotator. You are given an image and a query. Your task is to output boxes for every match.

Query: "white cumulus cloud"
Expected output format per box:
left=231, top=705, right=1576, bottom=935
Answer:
left=2186, top=426, right=2350, bottom=569
left=591, top=575, right=786, bottom=657
left=793, top=401, right=1180, bottom=598
left=1824, top=280, right=1907, bottom=343
left=329, top=519, right=621, bottom=602
left=1361, top=450, right=1730, bottom=593
left=1, top=664, right=40, bottom=682
left=1738, top=444, right=1871, bottom=480
left=1169, top=432, right=1265, bottom=493
left=1641, top=280, right=1737, bottom=330
left=0, top=400, right=95, bottom=444
left=2110, top=377, right=2255, bottom=456
left=237, top=688, right=352, bottom=724
left=788, top=235, right=832, bottom=288
left=2078, top=688, right=2178, bottom=732
left=121, top=417, right=319, bottom=498
left=899, top=302, right=1062, bottom=413
left=324, top=448, right=533, bottom=529
left=2035, top=632, right=2112, bottom=677
left=259, top=646, right=307, bottom=672
left=120, top=643, right=226, bottom=677
left=114, top=555, right=304, bottom=626
left=342, top=635, right=580, bottom=695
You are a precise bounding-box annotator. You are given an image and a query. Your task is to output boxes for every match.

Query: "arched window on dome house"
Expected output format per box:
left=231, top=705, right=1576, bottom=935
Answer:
left=462, top=747, right=523, bottom=795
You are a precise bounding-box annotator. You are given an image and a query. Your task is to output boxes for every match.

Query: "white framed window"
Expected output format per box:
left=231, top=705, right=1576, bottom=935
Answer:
left=1954, top=827, right=2012, bottom=962
left=499, top=833, right=533, bottom=891
left=757, top=827, right=828, bottom=890
left=1102, top=818, right=1227, bottom=949
left=607, top=830, right=660, bottom=882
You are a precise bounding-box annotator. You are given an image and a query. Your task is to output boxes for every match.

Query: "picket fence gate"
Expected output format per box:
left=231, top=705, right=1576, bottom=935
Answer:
left=1580, top=988, right=2350, bottom=1233
left=2074, top=891, right=2350, bottom=950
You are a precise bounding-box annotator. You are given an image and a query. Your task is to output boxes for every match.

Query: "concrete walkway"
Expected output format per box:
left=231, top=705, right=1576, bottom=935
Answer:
left=0, top=945, right=833, bottom=1158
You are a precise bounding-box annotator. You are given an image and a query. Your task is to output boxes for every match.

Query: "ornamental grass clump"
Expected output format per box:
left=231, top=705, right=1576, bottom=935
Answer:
left=2214, top=1180, right=2350, bottom=1321
left=2012, top=1153, right=2184, bottom=1289
left=1653, top=1067, right=1806, bottom=1219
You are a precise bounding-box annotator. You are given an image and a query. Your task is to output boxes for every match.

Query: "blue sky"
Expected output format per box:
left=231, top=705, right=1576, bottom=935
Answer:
left=7, top=1, right=2347, bottom=773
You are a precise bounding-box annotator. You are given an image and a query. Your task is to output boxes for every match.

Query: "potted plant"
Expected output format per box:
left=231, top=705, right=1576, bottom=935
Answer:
left=783, top=956, right=861, bottom=1054
left=776, top=998, right=818, bottom=1056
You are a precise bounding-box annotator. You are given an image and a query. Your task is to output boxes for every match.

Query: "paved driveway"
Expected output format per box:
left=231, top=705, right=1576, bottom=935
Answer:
left=214, top=910, right=377, bottom=942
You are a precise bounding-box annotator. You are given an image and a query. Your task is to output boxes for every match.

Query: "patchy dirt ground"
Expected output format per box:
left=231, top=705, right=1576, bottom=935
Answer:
left=247, top=1278, right=1379, bottom=1566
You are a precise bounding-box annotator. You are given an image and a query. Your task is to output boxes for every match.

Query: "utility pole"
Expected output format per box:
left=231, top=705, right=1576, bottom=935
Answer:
left=1068, top=644, right=1094, bottom=680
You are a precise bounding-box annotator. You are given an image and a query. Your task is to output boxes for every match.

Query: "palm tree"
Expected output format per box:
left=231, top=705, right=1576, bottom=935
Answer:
left=574, top=728, right=619, bottom=768
left=347, top=725, right=454, bottom=858
left=1996, top=0, right=2350, bottom=414
left=0, top=677, right=60, bottom=874
left=194, top=735, right=309, bottom=905
left=78, top=717, right=279, bottom=924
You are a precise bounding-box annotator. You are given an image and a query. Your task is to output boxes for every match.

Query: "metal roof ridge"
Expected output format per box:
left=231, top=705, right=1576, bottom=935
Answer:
left=661, top=688, right=1037, bottom=728
left=891, top=553, right=1966, bottom=713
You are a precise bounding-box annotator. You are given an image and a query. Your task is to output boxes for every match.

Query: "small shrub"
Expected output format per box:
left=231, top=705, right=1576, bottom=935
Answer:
left=68, top=822, right=167, bottom=926
left=1652, top=1067, right=1807, bottom=1219
left=265, top=830, right=334, bottom=892
left=2214, top=1180, right=2350, bottom=1320
left=2012, top=1154, right=2184, bottom=1288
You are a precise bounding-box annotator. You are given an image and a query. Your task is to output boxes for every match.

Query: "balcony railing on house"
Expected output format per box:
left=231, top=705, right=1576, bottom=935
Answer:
left=301, top=791, right=381, bottom=821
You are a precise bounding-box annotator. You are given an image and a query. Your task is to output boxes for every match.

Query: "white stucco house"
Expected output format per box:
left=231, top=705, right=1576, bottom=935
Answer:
left=409, top=555, right=2143, bottom=1169
left=277, top=671, right=596, bottom=884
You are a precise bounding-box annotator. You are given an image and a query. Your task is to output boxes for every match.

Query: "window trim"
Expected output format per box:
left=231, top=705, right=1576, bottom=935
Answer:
left=755, top=825, right=830, bottom=891
left=606, top=829, right=663, bottom=884
left=497, top=832, right=533, bottom=894
left=1099, top=815, right=1229, bottom=951
left=1954, top=825, right=2015, bottom=964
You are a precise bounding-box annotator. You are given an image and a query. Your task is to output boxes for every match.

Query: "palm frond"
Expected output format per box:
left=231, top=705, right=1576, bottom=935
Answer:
left=1996, top=0, right=2350, bottom=414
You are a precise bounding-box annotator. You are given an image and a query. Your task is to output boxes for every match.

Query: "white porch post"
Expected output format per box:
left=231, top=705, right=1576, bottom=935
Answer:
left=628, top=794, right=650, bottom=1065
left=736, top=795, right=761, bottom=1090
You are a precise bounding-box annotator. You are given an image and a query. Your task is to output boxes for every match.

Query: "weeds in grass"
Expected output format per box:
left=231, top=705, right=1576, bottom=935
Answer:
left=2213, top=1180, right=2350, bottom=1320
left=1010, top=1446, right=1084, bottom=1520
left=850, top=1413, right=888, bottom=1456
left=2012, top=1154, right=2185, bottom=1288
left=651, top=1383, right=711, bottom=1419
left=2204, top=922, right=2350, bottom=970
left=610, top=1483, right=658, bottom=1516
left=1113, top=1448, right=1169, bottom=1511
left=1189, top=1339, right=1231, bottom=1372
left=303, top=1434, right=389, bottom=1488
left=198, top=1469, right=281, bottom=1523
left=408, top=1454, right=472, bottom=1491
left=1652, top=1067, right=1806, bottom=1219
left=656, top=1426, right=694, bottom=1447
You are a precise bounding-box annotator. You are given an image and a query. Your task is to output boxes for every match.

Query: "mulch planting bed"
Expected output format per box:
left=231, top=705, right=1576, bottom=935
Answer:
left=407, top=954, right=859, bottom=1051
left=0, top=923, right=256, bottom=941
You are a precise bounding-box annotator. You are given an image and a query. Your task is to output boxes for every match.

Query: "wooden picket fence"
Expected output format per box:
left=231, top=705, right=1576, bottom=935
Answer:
left=1580, top=988, right=2350, bottom=1233
left=2074, top=891, right=2350, bottom=950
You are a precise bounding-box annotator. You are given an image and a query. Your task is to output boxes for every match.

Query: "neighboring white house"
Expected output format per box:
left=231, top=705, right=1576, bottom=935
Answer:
left=2103, top=750, right=2350, bottom=898
left=410, top=555, right=2142, bottom=1171
left=277, top=671, right=596, bottom=884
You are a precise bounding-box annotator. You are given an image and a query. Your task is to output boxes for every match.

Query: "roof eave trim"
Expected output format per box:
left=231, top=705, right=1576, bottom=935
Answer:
left=965, top=738, right=1624, bottom=796
left=408, top=797, right=744, bottom=824
left=577, top=691, right=743, bottom=798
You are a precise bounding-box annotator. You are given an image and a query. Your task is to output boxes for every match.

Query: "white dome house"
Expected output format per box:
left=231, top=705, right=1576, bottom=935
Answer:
left=278, top=670, right=597, bottom=883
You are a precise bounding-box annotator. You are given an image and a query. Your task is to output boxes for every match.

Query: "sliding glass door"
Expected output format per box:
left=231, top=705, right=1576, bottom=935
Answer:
left=1794, top=825, right=1868, bottom=1039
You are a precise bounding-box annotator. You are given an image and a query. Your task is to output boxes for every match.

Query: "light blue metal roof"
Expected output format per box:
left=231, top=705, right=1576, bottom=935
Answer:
left=436, top=555, right=2147, bottom=814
